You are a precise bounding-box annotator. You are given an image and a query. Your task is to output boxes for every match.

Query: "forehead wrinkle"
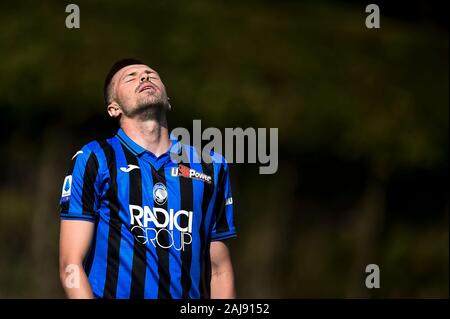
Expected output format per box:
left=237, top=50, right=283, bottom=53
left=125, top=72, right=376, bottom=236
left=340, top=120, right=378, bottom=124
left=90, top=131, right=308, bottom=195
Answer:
left=119, top=65, right=157, bottom=80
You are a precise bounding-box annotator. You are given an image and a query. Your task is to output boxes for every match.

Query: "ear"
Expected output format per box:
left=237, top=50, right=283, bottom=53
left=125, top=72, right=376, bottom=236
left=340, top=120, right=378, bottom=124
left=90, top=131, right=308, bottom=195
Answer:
left=167, top=97, right=172, bottom=111
left=107, top=102, right=122, bottom=118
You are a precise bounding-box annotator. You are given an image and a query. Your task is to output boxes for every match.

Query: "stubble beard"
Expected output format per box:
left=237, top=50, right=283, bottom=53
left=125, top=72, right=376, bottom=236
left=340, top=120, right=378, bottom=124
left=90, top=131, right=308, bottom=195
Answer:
left=123, top=93, right=169, bottom=121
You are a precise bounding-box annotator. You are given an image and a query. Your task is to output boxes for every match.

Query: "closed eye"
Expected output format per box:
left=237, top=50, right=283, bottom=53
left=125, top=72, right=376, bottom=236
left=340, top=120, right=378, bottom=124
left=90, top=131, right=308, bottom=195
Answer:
left=123, top=72, right=138, bottom=82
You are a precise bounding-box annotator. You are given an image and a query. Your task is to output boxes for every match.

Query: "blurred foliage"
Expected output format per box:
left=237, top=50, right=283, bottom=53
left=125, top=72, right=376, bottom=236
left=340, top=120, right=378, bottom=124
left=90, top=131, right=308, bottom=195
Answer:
left=0, top=0, right=447, bottom=298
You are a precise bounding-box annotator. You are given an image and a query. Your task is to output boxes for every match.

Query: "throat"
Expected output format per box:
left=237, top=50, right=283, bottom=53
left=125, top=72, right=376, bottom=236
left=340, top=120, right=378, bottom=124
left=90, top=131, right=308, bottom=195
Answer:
left=121, top=117, right=171, bottom=157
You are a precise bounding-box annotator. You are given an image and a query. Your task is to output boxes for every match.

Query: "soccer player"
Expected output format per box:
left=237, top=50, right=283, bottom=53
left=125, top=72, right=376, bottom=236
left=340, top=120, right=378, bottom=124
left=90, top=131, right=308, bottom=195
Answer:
left=58, top=59, right=237, bottom=299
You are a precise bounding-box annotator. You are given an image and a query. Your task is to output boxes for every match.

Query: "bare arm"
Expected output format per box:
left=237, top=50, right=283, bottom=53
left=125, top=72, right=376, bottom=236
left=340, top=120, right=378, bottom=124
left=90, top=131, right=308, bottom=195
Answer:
left=59, top=220, right=95, bottom=299
left=210, top=240, right=236, bottom=299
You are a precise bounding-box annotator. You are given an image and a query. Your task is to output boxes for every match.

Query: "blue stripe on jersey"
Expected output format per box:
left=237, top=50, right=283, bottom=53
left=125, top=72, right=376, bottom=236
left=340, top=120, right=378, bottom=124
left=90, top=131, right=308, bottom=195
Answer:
left=210, top=156, right=237, bottom=241
left=67, top=150, right=88, bottom=214
left=116, top=224, right=134, bottom=298
left=151, top=166, right=172, bottom=298
left=223, top=167, right=236, bottom=236
left=88, top=211, right=109, bottom=296
left=140, top=159, right=159, bottom=299
left=205, top=160, right=221, bottom=240
left=85, top=142, right=108, bottom=297
left=189, top=150, right=205, bottom=298
left=164, top=164, right=182, bottom=298
left=178, top=146, right=194, bottom=299
left=112, top=138, right=133, bottom=299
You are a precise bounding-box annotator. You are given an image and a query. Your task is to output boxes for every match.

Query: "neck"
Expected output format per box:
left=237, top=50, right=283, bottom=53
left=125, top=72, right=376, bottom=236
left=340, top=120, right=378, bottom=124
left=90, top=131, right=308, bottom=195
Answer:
left=120, top=113, right=171, bottom=157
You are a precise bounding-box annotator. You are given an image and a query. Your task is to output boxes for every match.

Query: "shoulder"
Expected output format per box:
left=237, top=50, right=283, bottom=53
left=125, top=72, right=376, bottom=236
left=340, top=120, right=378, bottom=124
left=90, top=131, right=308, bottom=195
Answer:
left=70, top=138, right=117, bottom=172
left=68, top=138, right=118, bottom=183
left=209, top=150, right=229, bottom=172
left=80, top=135, right=122, bottom=158
left=181, top=143, right=229, bottom=169
left=73, top=139, right=106, bottom=161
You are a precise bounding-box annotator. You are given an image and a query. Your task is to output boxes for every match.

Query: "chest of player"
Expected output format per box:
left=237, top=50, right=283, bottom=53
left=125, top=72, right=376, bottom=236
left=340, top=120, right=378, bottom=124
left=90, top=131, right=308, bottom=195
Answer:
left=101, top=161, right=215, bottom=231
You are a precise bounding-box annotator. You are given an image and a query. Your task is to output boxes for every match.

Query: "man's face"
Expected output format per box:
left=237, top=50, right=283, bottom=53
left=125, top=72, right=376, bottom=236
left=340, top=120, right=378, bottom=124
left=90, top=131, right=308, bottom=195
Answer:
left=110, top=64, right=169, bottom=118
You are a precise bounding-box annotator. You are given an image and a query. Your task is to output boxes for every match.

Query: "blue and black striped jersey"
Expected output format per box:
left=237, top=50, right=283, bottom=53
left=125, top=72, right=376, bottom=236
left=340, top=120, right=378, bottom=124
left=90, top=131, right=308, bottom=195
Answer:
left=59, top=128, right=236, bottom=299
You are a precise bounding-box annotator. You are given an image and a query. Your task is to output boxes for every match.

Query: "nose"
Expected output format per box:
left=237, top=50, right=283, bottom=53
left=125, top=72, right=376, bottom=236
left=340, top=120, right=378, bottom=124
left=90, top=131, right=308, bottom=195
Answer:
left=140, top=73, right=150, bottom=82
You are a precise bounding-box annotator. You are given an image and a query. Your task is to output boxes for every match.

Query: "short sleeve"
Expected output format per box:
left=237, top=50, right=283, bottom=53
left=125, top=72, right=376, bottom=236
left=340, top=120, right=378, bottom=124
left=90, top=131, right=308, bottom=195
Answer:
left=59, top=145, right=101, bottom=222
left=210, top=160, right=237, bottom=241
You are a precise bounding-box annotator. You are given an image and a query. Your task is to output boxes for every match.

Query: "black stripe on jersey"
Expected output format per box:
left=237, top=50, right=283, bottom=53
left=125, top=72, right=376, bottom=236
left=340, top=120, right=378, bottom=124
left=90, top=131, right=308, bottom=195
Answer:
left=84, top=219, right=99, bottom=277
left=60, top=153, right=77, bottom=212
left=82, top=152, right=99, bottom=216
left=60, top=200, right=70, bottom=212
left=121, top=145, right=146, bottom=299
left=116, top=134, right=138, bottom=156
left=212, top=165, right=230, bottom=234
left=151, top=166, right=172, bottom=299
left=98, top=139, right=122, bottom=299
left=199, top=152, right=215, bottom=298
left=179, top=147, right=194, bottom=298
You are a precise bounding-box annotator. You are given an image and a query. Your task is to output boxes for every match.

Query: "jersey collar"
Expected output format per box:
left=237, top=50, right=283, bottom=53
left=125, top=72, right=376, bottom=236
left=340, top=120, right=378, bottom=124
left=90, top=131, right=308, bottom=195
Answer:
left=116, top=128, right=182, bottom=157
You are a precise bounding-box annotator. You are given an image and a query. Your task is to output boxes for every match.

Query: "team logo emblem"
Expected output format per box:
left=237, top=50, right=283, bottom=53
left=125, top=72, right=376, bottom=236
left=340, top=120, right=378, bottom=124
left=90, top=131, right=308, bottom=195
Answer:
left=153, top=182, right=168, bottom=205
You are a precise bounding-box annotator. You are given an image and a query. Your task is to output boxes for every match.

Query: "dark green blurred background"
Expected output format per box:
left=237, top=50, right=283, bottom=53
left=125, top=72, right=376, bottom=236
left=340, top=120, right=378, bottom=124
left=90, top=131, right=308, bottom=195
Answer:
left=0, top=0, right=448, bottom=298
